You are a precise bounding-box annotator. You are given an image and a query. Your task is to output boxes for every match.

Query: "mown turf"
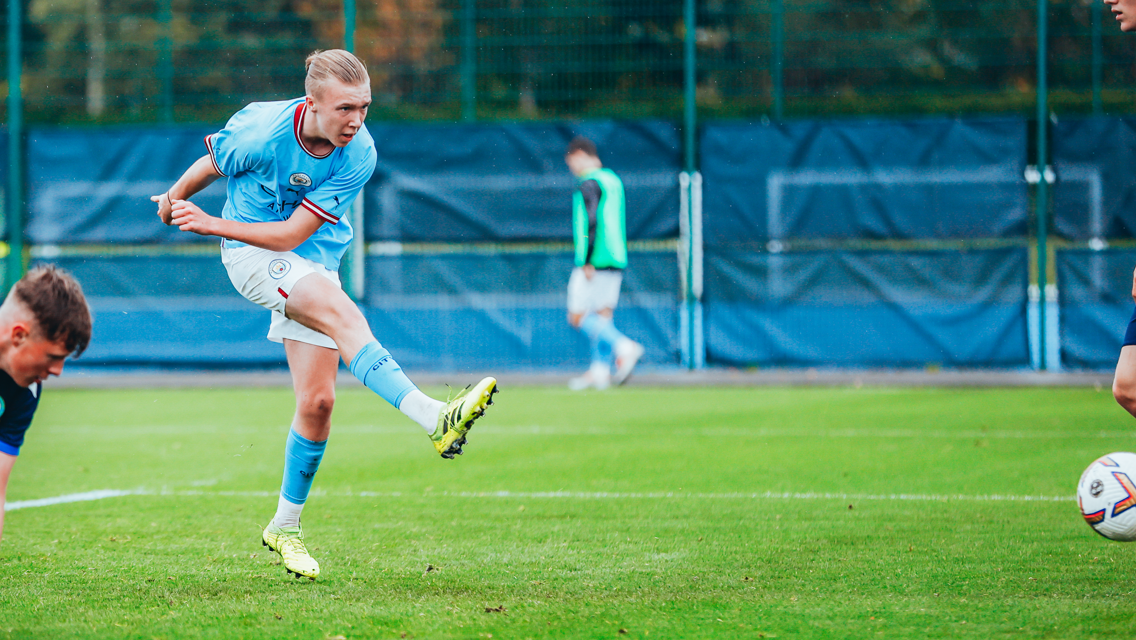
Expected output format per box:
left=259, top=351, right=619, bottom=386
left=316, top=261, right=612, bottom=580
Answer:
left=2, top=384, right=1135, bottom=639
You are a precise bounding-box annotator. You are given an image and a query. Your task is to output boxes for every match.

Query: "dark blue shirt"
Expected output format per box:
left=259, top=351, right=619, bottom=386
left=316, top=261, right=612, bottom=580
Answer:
left=0, top=369, right=40, bottom=457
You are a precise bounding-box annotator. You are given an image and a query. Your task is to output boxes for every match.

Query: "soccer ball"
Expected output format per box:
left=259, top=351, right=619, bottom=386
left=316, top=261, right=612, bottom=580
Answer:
left=1077, top=452, right=1136, bottom=541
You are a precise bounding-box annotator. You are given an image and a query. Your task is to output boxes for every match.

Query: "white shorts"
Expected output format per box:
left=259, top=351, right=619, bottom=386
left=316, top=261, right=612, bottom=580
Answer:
left=221, top=245, right=339, bottom=350
left=567, top=267, right=623, bottom=316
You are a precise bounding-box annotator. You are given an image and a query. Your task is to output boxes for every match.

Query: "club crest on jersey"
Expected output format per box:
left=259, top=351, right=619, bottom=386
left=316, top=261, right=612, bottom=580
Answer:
left=268, top=259, right=291, bottom=279
left=289, top=173, right=312, bottom=187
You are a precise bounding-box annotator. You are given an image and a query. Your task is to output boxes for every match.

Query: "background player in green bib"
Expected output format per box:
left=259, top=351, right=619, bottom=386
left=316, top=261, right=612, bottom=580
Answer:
left=0, top=266, right=92, bottom=542
left=564, top=136, right=644, bottom=390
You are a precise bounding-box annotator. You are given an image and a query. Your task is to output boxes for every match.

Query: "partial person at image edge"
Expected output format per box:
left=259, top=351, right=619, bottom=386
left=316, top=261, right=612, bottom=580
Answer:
left=0, top=265, right=92, bottom=542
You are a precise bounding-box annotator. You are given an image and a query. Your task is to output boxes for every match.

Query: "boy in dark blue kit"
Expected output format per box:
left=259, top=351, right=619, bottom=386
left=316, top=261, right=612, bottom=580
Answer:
left=0, top=265, right=92, bottom=541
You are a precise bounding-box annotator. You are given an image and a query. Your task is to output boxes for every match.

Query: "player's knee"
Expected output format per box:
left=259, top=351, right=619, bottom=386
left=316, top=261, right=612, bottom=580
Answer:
left=297, top=387, right=336, bottom=423
left=320, top=298, right=371, bottom=343
left=1114, top=376, right=1136, bottom=415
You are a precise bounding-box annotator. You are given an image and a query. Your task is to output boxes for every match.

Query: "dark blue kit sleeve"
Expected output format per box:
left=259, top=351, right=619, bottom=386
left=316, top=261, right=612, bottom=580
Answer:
left=1125, top=306, right=1136, bottom=347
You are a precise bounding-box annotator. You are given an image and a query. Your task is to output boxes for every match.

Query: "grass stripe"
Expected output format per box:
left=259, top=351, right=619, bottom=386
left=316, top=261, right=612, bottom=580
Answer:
left=5, top=487, right=1075, bottom=511
left=41, top=424, right=1136, bottom=441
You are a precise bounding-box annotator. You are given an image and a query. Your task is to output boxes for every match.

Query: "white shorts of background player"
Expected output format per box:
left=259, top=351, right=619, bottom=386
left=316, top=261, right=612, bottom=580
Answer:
left=567, top=267, right=623, bottom=316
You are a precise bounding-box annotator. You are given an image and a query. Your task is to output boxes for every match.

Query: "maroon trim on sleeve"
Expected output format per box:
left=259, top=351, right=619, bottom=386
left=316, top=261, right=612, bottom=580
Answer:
left=203, top=134, right=227, bottom=177
left=299, top=198, right=339, bottom=225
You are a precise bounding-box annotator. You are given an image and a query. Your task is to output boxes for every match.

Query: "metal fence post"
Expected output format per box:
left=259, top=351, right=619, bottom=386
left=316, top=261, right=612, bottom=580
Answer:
left=684, top=0, right=696, bottom=173
left=682, top=0, right=699, bottom=369
left=1092, top=0, right=1102, bottom=115
left=159, top=0, right=173, bottom=123
left=340, top=0, right=363, bottom=301
left=7, top=0, right=24, bottom=291
left=679, top=173, right=703, bottom=370
left=461, top=0, right=476, bottom=121
left=345, top=0, right=356, bottom=52
left=1036, top=0, right=1050, bottom=370
left=772, top=0, right=784, bottom=120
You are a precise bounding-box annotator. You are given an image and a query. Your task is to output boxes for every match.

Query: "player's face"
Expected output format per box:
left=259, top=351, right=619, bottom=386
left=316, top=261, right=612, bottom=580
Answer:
left=7, top=325, right=70, bottom=387
left=309, top=79, right=372, bottom=148
left=1105, top=0, right=1136, bottom=31
left=565, top=150, right=596, bottom=177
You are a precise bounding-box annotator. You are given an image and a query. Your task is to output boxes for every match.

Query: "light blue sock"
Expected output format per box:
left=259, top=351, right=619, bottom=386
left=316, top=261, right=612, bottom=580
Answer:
left=349, top=341, right=418, bottom=408
left=580, top=313, right=627, bottom=358
left=595, top=318, right=628, bottom=350
left=280, top=429, right=327, bottom=506
left=591, top=333, right=613, bottom=365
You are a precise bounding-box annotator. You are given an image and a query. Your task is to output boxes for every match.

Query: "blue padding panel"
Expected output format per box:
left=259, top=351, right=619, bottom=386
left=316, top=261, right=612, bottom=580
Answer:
left=25, top=122, right=679, bottom=245
left=78, top=300, right=283, bottom=365
left=36, top=251, right=679, bottom=370
left=1057, top=249, right=1135, bottom=369
left=700, top=118, right=1027, bottom=244
left=362, top=251, right=679, bottom=370
left=1052, top=118, right=1136, bottom=240
left=27, top=125, right=228, bottom=244
left=34, top=255, right=281, bottom=365
left=704, top=248, right=1029, bottom=367
left=363, top=120, right=681, bottom=242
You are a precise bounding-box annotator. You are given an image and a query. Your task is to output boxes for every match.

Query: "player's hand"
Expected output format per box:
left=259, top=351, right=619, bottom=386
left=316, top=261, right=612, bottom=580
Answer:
left=1131, top=265, right=1136, bottom=304
left=583, top=264, right=596, bottom=280
left=169, top=199, right=218, bottom=236
left=150, top=192, right=175, bottom=225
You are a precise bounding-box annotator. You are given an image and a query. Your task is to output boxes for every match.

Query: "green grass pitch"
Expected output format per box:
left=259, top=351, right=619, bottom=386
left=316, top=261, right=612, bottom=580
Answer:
left=2, top=383, right=1135, bottom=639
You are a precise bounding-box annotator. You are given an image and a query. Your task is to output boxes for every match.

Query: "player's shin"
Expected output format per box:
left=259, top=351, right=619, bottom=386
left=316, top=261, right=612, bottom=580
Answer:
left=273, top=428, right=327, bottom=528
left=349, top=341, right=443, bottom=432
left=595, top=315, right=630, bottom=351
left=349, top=341, right=418, bottom=406
left=592, top=332, right=613, bottom=366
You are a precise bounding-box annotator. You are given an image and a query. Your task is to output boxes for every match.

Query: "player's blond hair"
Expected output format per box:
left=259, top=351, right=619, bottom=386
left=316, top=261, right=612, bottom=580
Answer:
left=305, top=49, right=369, bottom=98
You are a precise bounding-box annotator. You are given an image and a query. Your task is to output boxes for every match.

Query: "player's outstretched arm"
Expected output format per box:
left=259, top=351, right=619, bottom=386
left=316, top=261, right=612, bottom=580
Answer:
left=150, top=156, right=222, bottom=225
left=0, top=452, right=15, bottom=543
left=169, top=200, right=325, bottom=253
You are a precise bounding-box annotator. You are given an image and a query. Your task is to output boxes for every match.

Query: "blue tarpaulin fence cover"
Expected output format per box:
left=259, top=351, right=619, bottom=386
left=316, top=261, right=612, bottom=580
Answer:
left=700, top=118, right=1028, bottom=245
left=23, top=116, right=1133, bottom=371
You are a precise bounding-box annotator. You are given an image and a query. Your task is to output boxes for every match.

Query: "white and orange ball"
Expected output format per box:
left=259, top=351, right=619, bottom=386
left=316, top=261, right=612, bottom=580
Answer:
left=1078, top=452, right=1136, bottom=541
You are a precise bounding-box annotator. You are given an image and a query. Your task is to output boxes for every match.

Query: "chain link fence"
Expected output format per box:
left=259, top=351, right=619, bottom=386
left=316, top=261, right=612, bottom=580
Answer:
left=3, top=0, right=1134, bottom=125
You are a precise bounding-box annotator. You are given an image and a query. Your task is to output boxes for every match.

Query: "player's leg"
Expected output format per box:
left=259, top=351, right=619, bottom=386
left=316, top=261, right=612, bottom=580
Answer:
left=1114, top=305, right=1136, bottom=418
left=567, top=268, right=611, bottom=390
left=262, top=338, right=336, bottom=580
left=284, top=271, right=497, bottom=458
left=221, top=245, right=496, bottom=458
left=575, top=271, right=643, bottom=386
left=1115, top=346, right=1136, bottom=417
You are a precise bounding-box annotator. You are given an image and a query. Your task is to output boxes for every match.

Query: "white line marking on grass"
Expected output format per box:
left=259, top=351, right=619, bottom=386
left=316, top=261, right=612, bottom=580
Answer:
left=5, top=487, right=1075, bottom=512
left=5, top=489, right=143, bottom=511
left=40, top=424, right=1136, bottom=441
left=430, top=490, right=1076, bottom=503
left=698, top=427, right=1136, bottom=440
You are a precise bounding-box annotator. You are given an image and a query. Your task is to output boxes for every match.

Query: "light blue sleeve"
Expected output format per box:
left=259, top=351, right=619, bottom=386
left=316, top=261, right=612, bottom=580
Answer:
left=204, top=106, right=269, bottom=178
left=297, top=143, right=376, bottom=225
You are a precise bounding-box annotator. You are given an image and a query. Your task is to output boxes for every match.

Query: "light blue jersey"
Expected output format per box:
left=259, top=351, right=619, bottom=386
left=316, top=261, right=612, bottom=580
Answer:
left=205, top=97, right=376, bottom=270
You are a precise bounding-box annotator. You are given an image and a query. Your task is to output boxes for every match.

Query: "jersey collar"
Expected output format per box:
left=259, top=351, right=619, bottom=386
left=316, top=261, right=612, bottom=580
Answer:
left=293, top=101, right=334, bottom=160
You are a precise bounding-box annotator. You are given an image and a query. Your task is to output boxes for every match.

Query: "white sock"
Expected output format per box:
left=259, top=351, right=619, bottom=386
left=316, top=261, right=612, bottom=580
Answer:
left=272, top=495, right=304, bottom=529
left=399, top=389, right=445, bottom=433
